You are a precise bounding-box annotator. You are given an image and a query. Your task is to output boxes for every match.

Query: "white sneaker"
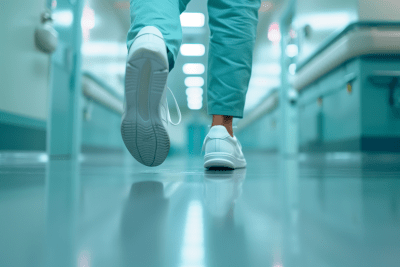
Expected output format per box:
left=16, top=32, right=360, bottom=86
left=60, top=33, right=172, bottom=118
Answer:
left=203, top=126, right=247, bottom=169
left=121, top=26, right=181, bottom=167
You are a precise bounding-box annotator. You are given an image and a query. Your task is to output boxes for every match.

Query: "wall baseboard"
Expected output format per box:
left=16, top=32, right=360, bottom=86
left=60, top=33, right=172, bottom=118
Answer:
left=0, top=110, right=47, bottom=129
left=0, top=110, right=47, bottom=150
left=81, top=145, right=124, bottom=154
left=0, top=110, right=125, bottom=153
left=0, top=122, right=46, bottom=151
left=300, top=136, right=400, bottom=152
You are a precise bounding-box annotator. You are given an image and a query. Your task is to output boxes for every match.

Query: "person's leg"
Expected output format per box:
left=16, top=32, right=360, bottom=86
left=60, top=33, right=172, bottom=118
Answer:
left=207, top=0, right=261, bottom=135
left=127, top=0, right=191, bottom=71
left=123, top=0, right=193, bottom=167
left=211, top=115, right=234, bottom=137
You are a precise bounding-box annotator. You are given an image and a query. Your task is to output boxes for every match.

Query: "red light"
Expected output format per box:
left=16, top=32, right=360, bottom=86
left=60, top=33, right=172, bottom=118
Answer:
left=268, top=23, right=281, bottom=44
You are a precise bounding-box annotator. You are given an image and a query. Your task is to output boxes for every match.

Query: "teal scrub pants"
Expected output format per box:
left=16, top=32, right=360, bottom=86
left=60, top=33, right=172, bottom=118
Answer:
left=127, top=0, right=261, bottom=118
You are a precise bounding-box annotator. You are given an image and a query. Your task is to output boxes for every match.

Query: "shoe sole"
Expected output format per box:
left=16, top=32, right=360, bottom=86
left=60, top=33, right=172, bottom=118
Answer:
left=204, top=153, right=247, bottom=169
left=121, top=46, right=169, bottom=167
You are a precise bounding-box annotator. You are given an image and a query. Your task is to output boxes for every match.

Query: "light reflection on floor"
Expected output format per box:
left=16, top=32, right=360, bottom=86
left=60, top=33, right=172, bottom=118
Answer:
left=0, top=151, right=399, bottom=267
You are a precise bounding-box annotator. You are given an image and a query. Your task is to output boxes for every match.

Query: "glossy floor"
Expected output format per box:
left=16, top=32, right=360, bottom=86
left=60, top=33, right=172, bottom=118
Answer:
left=1, top=151, right=400, bottom=267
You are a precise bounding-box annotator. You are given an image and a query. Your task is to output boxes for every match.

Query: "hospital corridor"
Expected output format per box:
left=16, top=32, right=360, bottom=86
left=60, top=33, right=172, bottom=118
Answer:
left=1, top=0, right=400, bottom=266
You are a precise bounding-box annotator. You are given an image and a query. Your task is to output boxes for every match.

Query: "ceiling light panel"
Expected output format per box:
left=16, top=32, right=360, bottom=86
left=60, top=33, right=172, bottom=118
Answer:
left=185, top=77, right=204, bottom=87
left=180, top=13, right=205, bottom=27
left=180, top=44, right=205, bottom=56
left=183, top=64, right=205, bottom=75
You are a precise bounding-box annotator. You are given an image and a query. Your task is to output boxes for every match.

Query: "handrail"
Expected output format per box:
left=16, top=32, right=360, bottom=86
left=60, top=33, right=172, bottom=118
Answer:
left=293, top=25, right=400, bottom=91
left=296, top=21, right=400, bottom=72
left=236, top=89, right=279, bottom=133
left=82, top=71, right=124, bottom=101
left=81, top=72, right=124, bottom=115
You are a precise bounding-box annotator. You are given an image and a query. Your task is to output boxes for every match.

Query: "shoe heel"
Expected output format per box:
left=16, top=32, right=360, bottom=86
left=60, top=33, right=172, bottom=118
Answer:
left=122, top=28, right=170, bottom=167
left=204, top=153, right=235, bottom=169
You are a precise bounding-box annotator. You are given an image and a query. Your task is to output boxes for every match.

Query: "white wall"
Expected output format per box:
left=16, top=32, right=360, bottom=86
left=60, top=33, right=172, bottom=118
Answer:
left=293, top=0, right=359, bottom=63
left=0, top=0, right=50, bottom=120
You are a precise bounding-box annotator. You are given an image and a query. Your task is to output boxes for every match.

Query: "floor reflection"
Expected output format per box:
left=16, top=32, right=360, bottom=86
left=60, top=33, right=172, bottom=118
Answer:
left=119, top=181, right=168, bottom=266
left=203, top=168, right=248, bottom=267
left=280, top=159, right=300, bottom=267
left=45, top=159, right=80, bottom=267
left=1, top=152, right=400, bottom=267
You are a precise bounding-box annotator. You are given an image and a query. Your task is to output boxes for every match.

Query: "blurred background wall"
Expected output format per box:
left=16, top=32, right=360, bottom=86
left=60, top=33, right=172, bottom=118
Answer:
left=1, top=0, right=400, bottom=155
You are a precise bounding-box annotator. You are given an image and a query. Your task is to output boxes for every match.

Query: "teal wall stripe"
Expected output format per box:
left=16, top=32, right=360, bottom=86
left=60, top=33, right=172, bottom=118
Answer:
left=0, top=123, right=46, bottom=151
left=0, top=110, right=47, bottom=129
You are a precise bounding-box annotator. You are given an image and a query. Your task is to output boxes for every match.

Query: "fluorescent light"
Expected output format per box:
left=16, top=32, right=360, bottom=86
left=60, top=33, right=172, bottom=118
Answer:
left=185, top=87, right=203, bottom=96
left=53, top=10, right=74, bottom=27
left=188, top=101, right=203, bottom=110
left=81, top=5, right=95, bottom=30
left=286, top=44, right=298, bottom=58
left=180, top=44, right=205, bottom=56
left=180, top=13, right=205, bottom=27
left=185, top=77, right=204, bottom=87
left=186, top=87, right=203, bottom=110
left=183, top=64, right=205, bottom=75
left=81, top=5, right=96, bottom=42
left=268, top=23, right=281, bottom=44
left=187, top=95, right=203, bottom=104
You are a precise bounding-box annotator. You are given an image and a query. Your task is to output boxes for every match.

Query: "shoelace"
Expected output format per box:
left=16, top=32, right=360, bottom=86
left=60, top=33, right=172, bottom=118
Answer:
left=166, top=86, right=181, bottom=126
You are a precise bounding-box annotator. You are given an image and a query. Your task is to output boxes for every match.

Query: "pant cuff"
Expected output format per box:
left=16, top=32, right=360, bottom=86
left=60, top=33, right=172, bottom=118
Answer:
left=208, top=108, right=244, bottom=119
